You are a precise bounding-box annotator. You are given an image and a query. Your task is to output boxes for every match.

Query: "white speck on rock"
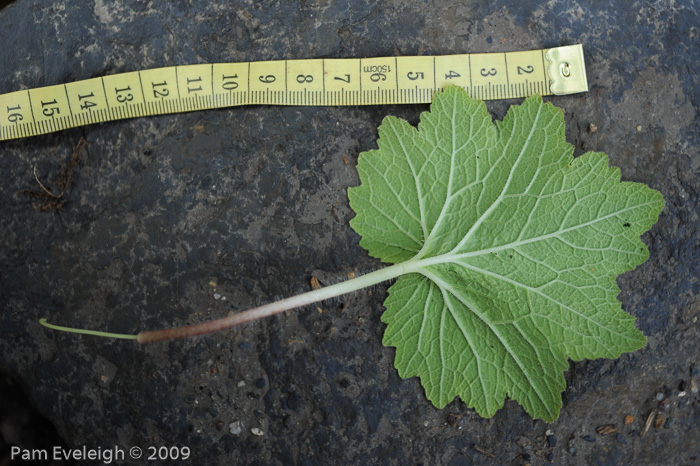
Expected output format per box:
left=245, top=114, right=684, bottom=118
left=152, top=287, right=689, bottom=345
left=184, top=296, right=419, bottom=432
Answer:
left=93, top=0, right=114, bottom=24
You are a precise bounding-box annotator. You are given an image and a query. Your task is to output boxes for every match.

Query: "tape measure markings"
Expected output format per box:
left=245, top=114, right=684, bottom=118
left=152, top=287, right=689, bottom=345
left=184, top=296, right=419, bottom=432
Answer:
left=0, top=45, right=587, bottom=141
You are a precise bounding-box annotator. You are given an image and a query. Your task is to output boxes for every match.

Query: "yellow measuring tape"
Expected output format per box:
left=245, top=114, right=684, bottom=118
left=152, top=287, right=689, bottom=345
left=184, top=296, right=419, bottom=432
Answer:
left=0, top=45, right=587, bottom=141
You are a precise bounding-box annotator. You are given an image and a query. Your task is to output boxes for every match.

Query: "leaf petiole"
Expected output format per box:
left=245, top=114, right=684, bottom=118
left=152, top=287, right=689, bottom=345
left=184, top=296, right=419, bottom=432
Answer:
left=40, top=260, right=417, bottom=343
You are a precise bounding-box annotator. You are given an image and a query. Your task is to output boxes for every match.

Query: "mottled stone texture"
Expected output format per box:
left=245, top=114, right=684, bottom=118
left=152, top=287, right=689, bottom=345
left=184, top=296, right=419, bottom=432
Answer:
left=1, top=1, right=698, bottom=465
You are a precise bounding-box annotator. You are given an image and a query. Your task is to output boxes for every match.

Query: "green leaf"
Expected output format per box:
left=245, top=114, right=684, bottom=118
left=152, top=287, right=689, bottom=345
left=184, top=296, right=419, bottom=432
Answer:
left=348, top=86, right=664, bottom=421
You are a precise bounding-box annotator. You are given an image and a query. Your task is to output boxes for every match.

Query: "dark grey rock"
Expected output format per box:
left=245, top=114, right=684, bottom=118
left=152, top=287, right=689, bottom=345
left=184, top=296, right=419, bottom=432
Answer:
left=1, top=1, right=698, bottom=465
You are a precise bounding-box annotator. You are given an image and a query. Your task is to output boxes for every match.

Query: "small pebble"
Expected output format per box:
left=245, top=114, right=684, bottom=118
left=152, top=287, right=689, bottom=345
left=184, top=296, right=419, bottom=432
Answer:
left=624, top=415, right=635, bottom=425
left=583, top=435, right=596, bottom=443
left=229, top=421, right=243, bottom=435
left=654, top=413, right=666, bottom=429
left=656, top=392, right=665, bottom=401
left=690, top=379, right=698, bottom=394
left=588, top=123, right=598, bottom=133
left=446, top=413, right=459, bottom=427
left=665, top=417, right=675, bottom=428
left=214, top=293, right=221, bottom=300
left=547, top=452, right=555, bottom=462
left=215, top=421, right=224, bottom=431
left=251, top=427, right=264, bottom=436
left=516, top=436, right=531, bottom=448
left=636, top=125, right=642, bottom=131
left=547, top=435, right=557, bottom=447
left=256, top=378, right=266, bottom=389
left=237, top=380, right=246, bottom=387
left=615, top=433, right=627, bottom=445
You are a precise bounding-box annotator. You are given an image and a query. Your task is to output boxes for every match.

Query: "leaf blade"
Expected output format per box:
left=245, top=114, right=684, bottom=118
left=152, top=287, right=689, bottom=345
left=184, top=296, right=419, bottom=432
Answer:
left=349, top=86, right=664, bottom=421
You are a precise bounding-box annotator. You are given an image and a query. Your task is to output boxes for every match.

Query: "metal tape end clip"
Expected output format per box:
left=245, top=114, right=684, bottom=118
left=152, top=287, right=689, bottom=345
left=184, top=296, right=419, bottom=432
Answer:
left=546, top=44, right=589, bottom=95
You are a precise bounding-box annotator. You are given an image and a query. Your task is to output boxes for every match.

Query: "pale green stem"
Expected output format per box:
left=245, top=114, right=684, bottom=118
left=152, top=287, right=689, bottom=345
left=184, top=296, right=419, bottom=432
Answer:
left=39, top=318, right=139, bottom=340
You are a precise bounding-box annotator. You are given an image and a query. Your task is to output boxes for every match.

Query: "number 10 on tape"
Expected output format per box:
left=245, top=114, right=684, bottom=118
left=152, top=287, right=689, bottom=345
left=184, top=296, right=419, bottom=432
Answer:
left=0, top=45, right=587, bottom=141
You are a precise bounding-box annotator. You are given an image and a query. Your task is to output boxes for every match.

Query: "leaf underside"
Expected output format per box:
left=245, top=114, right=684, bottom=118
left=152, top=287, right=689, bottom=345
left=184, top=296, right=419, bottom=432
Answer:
left=348, top=86, right=664, bottom=421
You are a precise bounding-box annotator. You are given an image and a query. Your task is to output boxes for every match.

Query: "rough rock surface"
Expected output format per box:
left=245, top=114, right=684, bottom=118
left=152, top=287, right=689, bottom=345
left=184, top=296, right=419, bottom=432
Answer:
left=1, top=1, right=698, bottom=465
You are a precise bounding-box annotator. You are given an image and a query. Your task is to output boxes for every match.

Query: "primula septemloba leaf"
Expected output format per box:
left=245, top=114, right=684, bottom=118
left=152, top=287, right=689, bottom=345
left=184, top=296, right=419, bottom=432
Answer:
left=347, top=86, right=664, bottom=421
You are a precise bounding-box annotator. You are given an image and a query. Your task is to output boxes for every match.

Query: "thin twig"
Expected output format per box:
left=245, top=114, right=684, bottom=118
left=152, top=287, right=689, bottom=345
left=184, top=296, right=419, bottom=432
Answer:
left=640, top=409, right=657, bottom=437
left=472, top=445, right=496, bottom=458
left=23, top=137, right=87, bottom=212
left=32, top=166, right=58, bottom=198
